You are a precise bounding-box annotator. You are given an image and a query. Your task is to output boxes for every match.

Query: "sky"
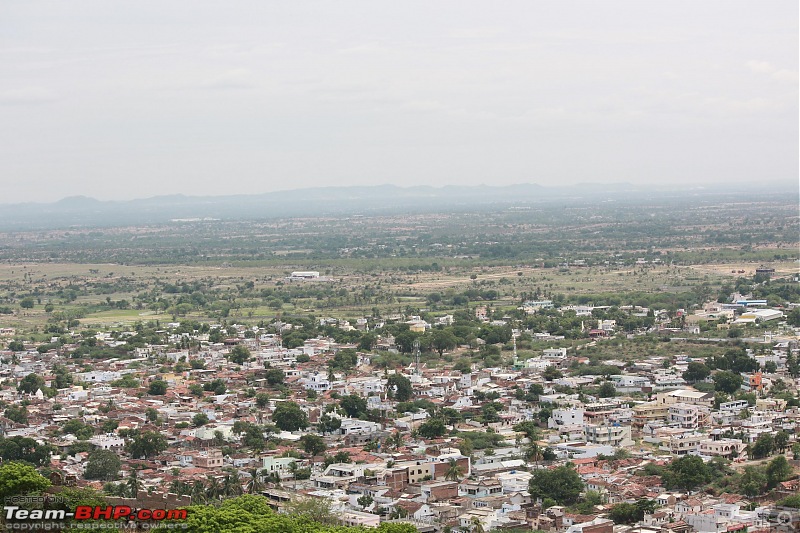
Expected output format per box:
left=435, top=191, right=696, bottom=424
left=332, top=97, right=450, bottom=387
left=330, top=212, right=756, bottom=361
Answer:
left=1, top=1, right=797, bottom=203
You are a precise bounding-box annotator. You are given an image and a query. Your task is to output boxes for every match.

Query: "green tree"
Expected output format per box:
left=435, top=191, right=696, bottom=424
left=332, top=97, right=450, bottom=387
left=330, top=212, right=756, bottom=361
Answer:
left=513, top=421, right=540, bottom=442
left=528, top=464, right=583, bottom=505
left=125, top=431, right=168, bottom=459
left=662, top=455, right=711, bottom=491
left=0, top=436, right=54, bottom=467
left=386, top=374, right=413, bottom=402
left=712, top=371, right=743, bottom=394
left=299, top=434, right=326, bottom=457
left=430, top=329, right=458, bottom=356
left=542, top=366, right=562, bottom=381
left=765, top=455, right=792, bottom=488
left=317, top=414, right=341, bottom=435
left=683, top=362, right=711, bottom=383
left=272, top=402, right=308, bottom=432
left=774, top=430, right=789, bottom=454
left=738, top=465, right=767, bottom=498
left=148, top=379, right=168, bottom=396
left=193, top=413, right=210, bottom=427
left=357, top=494, right=374, bottom=510
left=229, top=345, right=251, bottom=365
left=444, top=458, right=465, bottom=481
left=598, top=381, right=616, bottom=398
left=608, top=500, right=658, bottom=524
left=264, top=368, right=285, bottom=386
left=84, top=449, right=121, bottom=481
left=751, top=433, right=775, bottom=459
left=5, top=405, right=28, bottom=425
left=255, top=392, right=270, bottom=408
left=18, top=373, right=46, bottom=394
left=0, top=462, right=50, bottom=500
left=339, top=395, right=368, bottom=418
left=8, top=340, right=25, bottom=352
left=284, top=496, right=339, bottom=526
left=418, top=418, right=447, bottom=439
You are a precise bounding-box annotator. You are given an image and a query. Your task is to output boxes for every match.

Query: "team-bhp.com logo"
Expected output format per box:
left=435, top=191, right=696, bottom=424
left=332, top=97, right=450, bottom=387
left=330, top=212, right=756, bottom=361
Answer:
left=4, top=505, right=188, bottom=529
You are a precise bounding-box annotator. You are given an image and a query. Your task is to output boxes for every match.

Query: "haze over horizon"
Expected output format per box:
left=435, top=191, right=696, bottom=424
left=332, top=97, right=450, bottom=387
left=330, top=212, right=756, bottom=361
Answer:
left=1, top=1, right=797, bottom=203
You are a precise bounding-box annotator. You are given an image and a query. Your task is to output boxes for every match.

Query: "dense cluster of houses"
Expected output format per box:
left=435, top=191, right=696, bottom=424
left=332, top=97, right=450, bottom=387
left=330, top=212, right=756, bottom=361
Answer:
left=0, top=301, right=798, bottom=533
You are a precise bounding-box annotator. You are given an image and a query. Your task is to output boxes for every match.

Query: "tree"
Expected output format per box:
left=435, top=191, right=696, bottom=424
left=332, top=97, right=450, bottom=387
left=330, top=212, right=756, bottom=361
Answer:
left=340, top=395, right=368, bottom=418
left=662, top=455, right=711, bottom=491
left=766, top=455, right=792, bottom=488
left=317, top=414, right=341, bottom=435
left=193, top=413, right=209, bottom=427
left=284, top=496, right=338, bottom=526
left=145, top=407, right=159, bottom=423
left=272, top=402, right=308, bottom=432
left=357, top=494, right=374, bottom=510
left=264, top=368, right=285, bottom=387
left=751, top=433, right=775, bottom=459
left=712, top=371, right=743, bottom=394
left=738, top=465, right=767, bottom=498
left=0, top=462, right=50, bottom=500
left=229, top=345, right=251, bottom=365
left=84, top=449, right=121, bottom=481
left=358, top=332, right=377, bottom=352
left=430, top=329, right=458, bottom=356
left=7, top=340, right=24, bottom=352
left=418, top=418, right=447, bottom=439
left=444, top=458, right=464, bottom=481
left=20, top=297, right=35, bottom=309
left=774, top=430, right=789, bottom=454
left=203, top=378, right=227, bottom=395
left=386, top=374, right=413, bottom=402
left=255, top=392, right=270, bottom=408
left=513, top=421, right=540, bottom=442
left=683, top=362, right=711, bottom=383
left=528, top=464, right=583, bottom=505
left=245, top=468, right=264, bottom=495
left=5, top=405, right=28, bottom=425
left=0, top=436, right=54, bottom=467
left=608, top=500, right=658, bottom=524
left=598, top=381, right=616, bottom=398
left=300, top=434, right=326, bottom=457
left=329, top=348, right=358, bottom=373
left=148, top=379, right=168, bottom=396
left=542, top=366, right=562, bottom=381
left=125, top=431, right=168, bottom=459
left=18, top=373, right=45, bottom=394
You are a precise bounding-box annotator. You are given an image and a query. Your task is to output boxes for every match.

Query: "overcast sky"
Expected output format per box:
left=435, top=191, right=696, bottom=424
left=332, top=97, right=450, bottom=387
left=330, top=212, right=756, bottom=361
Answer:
left=1, top=1, right=797, bottom=203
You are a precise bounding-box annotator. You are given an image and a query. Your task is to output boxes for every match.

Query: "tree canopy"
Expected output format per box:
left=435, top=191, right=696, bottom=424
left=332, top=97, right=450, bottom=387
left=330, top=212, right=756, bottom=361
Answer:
left=272, top=402, right=309, bottom=432
left=528, top=464, right=583, bottom=505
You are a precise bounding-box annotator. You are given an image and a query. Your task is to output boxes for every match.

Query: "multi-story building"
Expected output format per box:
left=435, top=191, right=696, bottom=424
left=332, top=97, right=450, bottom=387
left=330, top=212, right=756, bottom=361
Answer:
left=668, top=403, right=710, bottom=430
left=584, top=424, right=634, bottom=448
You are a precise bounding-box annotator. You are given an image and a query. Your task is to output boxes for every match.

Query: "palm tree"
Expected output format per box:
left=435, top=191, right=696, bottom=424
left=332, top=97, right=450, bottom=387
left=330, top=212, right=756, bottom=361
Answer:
left=246, top=468, right=264, bottom=494
left=205, top=475, right=221, bottom=501
left=190, top=480, right=207, bottom=504
left=126, top=468, right=142, bottom=498
left=444, top=458, right=464, bottom=481
left=524, top=443, right=542, bottom=466
left=470, top=517, right=486, bottom=533
left=222, top=470, right=243, bottom=497
left=168, top=480, right=188, bottom=496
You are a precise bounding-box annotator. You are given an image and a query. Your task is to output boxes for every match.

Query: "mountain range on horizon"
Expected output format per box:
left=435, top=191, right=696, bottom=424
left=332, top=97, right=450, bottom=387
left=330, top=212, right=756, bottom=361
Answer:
left=0, top=181, right=796, bottom=231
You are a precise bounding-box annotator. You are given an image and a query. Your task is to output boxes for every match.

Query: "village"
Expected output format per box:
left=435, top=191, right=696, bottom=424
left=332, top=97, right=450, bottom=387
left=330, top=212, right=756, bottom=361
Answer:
left=1, top=286, right=798, bottom=533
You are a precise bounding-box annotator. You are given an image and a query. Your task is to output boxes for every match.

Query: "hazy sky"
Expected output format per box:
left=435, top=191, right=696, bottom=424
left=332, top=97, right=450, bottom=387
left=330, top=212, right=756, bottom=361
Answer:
left=1, top=1, right=797, bottom=203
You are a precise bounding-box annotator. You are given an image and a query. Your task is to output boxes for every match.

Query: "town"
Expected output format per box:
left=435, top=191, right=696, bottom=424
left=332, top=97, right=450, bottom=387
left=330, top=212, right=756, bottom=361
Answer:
left=0, top=247, right=798, bottom=532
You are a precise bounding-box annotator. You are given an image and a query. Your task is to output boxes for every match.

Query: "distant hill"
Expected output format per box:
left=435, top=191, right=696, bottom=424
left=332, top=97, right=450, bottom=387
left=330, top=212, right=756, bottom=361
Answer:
left=0, top=181, right=795, bottom=230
